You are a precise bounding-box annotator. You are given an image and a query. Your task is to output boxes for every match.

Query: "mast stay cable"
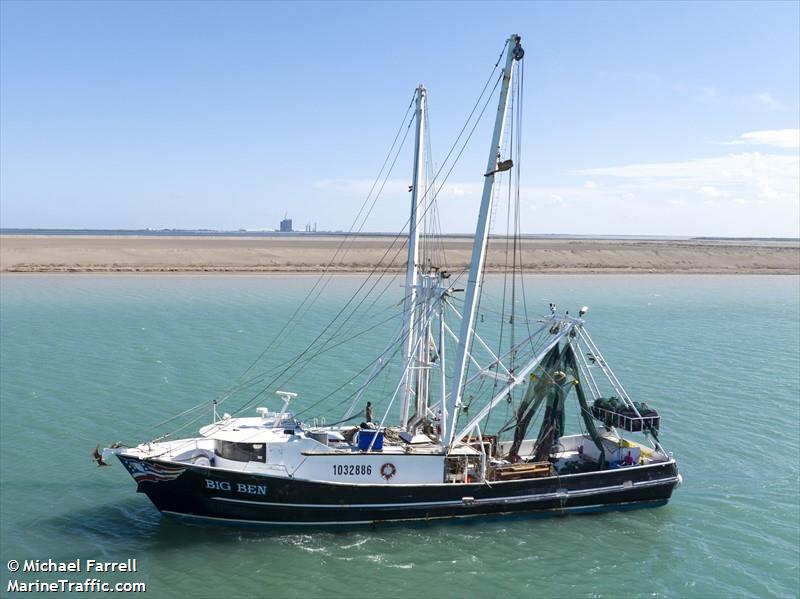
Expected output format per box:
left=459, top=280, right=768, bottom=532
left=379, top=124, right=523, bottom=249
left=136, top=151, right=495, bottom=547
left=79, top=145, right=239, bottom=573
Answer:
left=148, top=40, right=512, bottom=443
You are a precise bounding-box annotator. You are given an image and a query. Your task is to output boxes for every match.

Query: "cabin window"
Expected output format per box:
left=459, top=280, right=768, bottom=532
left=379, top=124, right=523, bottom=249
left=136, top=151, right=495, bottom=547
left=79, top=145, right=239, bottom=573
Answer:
left=215, top=441, right=267, bottom=463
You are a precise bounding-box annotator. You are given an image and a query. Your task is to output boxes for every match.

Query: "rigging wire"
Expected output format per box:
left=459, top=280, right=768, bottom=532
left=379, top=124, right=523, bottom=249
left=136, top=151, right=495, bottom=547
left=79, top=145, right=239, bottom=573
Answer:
left=259, top=54, right=512, bottom=406
left=152, top=307, right=408, bottom=441
left=257, top=67, right=509, bottom=418
left=484, top=73, right=518, bottom=432
left=513, top=59, right=535, bottom=352
left=485, top=50, right=528, bottom=439
left=240, top=111, right=415, bottom=379
left=139, top=92, right=417, bottom=438
left=168, top=114, right=419, bottom=429
left=452, top=55, right=524, bottom=440
left=145, top=279, right=411, bottom=435
left=151, top=39, right=512, bottom=442
left=239, top=92, right=416, bottom=381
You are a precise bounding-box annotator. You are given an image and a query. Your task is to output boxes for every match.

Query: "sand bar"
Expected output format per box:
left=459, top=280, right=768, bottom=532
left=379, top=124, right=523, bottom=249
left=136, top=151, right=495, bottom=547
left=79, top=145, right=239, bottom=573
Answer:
left=1, top=235, right=798, bottom=274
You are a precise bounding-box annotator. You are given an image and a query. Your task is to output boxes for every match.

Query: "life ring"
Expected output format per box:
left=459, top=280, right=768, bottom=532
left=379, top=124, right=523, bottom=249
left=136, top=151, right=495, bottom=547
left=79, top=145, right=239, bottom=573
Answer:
left=380, top=463, right=396, bottom=480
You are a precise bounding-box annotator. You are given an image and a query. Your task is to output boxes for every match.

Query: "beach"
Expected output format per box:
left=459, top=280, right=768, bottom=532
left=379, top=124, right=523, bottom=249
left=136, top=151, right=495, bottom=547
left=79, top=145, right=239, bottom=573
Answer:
left=1, top=234, right=798, bottom=274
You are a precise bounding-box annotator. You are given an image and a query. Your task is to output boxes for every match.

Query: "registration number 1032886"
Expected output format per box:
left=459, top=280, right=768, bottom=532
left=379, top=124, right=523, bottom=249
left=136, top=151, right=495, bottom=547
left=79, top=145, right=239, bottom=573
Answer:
left=332, top=464, right=372, bottom=476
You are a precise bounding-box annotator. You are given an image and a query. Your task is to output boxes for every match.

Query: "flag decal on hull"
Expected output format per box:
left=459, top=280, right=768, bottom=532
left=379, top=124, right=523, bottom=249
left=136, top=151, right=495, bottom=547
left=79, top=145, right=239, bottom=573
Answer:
left=123, top=459, right=186, bottom=483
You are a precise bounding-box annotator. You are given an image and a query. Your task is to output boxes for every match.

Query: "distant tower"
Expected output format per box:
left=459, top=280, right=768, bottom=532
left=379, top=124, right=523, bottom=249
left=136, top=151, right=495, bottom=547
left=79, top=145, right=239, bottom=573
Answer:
left=279, top=213, right=292, bottom=232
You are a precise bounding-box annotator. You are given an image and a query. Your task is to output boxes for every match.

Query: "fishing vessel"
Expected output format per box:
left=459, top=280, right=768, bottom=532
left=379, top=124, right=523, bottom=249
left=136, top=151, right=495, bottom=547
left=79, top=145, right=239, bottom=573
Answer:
left=102, top=34, right=681, bottom=526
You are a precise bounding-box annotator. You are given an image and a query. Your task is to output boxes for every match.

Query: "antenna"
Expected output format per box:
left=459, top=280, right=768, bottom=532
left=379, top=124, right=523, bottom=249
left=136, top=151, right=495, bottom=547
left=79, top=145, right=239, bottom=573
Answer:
left=275, top=390, right=297, bottom=414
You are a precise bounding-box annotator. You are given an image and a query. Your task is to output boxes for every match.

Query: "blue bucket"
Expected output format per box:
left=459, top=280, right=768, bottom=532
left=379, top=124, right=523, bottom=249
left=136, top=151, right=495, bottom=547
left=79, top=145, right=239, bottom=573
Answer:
left=357, top=429, right=384, bottom=451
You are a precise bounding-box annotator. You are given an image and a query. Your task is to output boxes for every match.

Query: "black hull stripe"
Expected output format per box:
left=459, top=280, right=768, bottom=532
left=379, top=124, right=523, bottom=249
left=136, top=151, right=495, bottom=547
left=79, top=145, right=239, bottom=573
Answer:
left=208, top=475, right=680, bottom=509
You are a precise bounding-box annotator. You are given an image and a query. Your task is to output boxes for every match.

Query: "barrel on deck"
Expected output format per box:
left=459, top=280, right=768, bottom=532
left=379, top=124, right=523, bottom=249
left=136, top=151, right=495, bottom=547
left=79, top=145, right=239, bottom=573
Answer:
left=357, top=429, right=384, bottom=451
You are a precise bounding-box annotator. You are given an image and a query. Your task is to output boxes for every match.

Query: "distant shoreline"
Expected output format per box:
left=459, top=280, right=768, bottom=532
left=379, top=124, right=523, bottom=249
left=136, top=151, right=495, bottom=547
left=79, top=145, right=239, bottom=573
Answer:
left=2, top=228, right=799, bottom=243
left=1, top=234, right=798, bottom=275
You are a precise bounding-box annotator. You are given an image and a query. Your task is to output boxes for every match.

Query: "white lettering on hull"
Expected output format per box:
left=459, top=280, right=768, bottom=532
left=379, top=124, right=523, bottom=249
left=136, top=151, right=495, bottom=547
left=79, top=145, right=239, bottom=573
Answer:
left=205, top=479, right=267, bottom=496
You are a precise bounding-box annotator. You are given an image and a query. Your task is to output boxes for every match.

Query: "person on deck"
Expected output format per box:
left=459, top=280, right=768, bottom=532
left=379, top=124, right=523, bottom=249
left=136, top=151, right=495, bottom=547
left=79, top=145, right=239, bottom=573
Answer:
left=365, top=401, right=373, bottom=424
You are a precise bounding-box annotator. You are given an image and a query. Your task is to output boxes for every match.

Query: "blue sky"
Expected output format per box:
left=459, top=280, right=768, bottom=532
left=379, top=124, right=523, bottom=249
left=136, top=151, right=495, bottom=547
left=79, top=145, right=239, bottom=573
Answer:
left=1, top=0, right=798, bottom=236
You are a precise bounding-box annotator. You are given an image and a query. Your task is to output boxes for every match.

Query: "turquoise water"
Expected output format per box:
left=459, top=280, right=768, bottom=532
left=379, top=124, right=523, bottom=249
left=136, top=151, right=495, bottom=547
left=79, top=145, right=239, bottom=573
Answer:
left=1, top=275, right=798, bottom=598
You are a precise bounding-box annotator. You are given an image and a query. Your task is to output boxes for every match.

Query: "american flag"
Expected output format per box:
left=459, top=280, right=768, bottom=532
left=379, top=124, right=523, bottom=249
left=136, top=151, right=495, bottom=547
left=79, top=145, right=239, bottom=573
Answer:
left=122, top=458, right=186, bottom=483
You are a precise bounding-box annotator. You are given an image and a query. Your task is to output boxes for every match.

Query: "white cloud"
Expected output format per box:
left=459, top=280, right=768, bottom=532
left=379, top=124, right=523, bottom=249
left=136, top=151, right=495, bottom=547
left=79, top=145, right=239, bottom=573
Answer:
left=700, top=186, right=728, bottom=198
left=723, top=129, right=800, bottom=149
left=756, top=179, right=779, bottom=200
left=690, top=86, right=787, bottom=112
left=690, top=86, right=790, bottom=113
left=313, top=149, right=800, bottom=236
left=694, top=86, right=720, bottom=104
left=577, top=152, right=798, bottom=205
left=753, top=92, right=786, bottom=112
left=593, top=69, right=787, bottom=114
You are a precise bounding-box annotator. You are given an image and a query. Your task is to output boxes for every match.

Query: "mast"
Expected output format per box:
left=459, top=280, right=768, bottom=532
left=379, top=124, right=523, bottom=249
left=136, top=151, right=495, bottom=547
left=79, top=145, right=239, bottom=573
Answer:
left=400, top=84, right=426, bottom=428
left=442, top=34, right=524, bottom=448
